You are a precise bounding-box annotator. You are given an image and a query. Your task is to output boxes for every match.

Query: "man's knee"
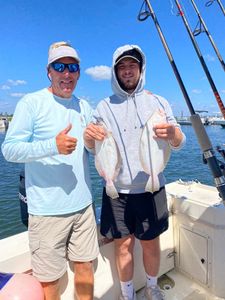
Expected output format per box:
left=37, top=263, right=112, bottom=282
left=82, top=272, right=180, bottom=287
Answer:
left=74, top=261, right=93, bottom=275
left=41, top=280, right=60, bottom=300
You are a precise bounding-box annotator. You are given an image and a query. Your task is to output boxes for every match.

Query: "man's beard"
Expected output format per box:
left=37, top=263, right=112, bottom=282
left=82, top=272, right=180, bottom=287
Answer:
left=117, top=78, right=138, bottom=93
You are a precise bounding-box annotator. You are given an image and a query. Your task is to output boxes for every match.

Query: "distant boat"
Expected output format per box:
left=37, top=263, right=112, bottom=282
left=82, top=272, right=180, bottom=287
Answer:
left=177, top=110, right=212, bottom=126
left=0, top=117, right=9, bottom=131
left=195, top=110, right=210, bottom=126
left=176, top=111, right=191, bottom=125
left=176, top=116, right=210, bottom=126
left=177, top=118, right=192, bottom=125
left=208, top=112, right=224, bottom=127
left=213, top=119, right=225, bottom=128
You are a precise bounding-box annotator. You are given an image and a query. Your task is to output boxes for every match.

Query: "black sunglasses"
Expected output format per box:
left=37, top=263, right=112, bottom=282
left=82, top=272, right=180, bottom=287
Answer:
left=50, top=62, right=80, bottom=73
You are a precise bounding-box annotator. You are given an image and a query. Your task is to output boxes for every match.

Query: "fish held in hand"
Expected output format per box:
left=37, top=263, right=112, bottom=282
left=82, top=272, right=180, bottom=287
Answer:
left=139, top=110, right=171, bottom=193
left=95, top=122, right=121, bottom=199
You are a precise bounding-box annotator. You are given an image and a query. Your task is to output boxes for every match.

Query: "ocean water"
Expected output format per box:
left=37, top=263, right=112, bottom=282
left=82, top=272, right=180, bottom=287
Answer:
left=0, top=125, right=224, bottom=240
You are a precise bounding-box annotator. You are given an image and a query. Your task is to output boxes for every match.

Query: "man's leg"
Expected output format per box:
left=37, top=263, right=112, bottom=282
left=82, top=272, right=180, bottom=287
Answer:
left=114, top=235, right=135, bottom=281
left=134, top=188, right=168, bottom=285
left=140, top=236, right=160, bottom=276
left=41, top=280, right=60, bottom=300
left=74, top=261, right=94, bottom=300
left=29, top=215, right=73, bottom=300
left=68, top=205, right=99, bottom=299
left=140, top=237, right=165, bottom=299
left=114, top=235, right=137, bottom=299
left=100, top=190, right=136, bottom=298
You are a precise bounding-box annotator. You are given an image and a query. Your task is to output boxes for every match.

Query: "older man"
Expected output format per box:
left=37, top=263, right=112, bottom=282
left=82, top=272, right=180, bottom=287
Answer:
left=2, top=41, right=99, bottom=300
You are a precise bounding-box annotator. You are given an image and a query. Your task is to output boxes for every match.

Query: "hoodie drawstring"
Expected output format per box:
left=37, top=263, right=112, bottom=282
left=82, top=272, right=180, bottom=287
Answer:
left=123, top=95, right=144, bottom=132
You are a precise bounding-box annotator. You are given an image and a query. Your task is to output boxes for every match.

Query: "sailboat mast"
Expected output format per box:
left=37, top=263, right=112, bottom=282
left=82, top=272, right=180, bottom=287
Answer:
left=138, top=0, right=225, bottom=201
left=190, top=0, right=225, bottom=71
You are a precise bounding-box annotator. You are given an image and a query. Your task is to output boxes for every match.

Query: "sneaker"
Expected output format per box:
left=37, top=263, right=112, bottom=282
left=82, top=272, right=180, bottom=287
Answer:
left=119, top=290, right=137, bottom=300
left=143, top=285, right=165, bottom=300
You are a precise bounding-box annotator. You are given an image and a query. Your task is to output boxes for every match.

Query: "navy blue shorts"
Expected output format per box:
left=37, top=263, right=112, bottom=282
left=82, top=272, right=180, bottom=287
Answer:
left=100, top=187, right=169, bottom=240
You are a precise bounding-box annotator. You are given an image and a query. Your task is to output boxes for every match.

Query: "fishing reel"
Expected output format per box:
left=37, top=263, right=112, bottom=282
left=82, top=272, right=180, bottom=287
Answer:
left=216, top=145, right=225, bottom=176
left=202, top=145, right=225, bottom=176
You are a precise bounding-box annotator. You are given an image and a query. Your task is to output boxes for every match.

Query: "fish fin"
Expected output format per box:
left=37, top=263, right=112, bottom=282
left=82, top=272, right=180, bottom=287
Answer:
left=145, top=174, right=160, bottom=193
left=106, top=184, right=119, bottom=200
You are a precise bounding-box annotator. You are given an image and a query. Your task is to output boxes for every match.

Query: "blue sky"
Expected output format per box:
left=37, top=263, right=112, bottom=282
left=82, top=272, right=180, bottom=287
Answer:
left=0, top=0, right=224, bottom=116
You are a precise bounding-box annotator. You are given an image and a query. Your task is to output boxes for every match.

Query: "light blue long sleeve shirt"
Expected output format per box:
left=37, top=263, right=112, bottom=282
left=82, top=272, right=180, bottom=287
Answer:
left=2, top=88, right=93, bottom=215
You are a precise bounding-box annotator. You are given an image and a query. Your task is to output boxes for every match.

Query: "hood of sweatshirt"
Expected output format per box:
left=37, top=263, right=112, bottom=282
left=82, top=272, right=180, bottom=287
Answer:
left=111, top=44, right=146, bottom=100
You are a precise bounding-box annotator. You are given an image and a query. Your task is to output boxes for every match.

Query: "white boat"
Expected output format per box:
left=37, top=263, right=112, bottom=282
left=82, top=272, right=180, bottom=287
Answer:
left=176, top=118, right=192, bottom=126
left=0, top=180, right=225, bottom=299
left=0, top=118, right=9, bottom=130
left=176, top=116, right=210, bottom=126
left=213, top=119, right=225, bottom=128
left=208, top=113, right=225, bottom=127
left=0, top=119, right=5, bottom=130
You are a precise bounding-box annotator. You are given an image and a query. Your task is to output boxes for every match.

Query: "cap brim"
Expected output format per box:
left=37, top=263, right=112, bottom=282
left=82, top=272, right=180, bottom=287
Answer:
left=115, top=55, right=140, bottom=66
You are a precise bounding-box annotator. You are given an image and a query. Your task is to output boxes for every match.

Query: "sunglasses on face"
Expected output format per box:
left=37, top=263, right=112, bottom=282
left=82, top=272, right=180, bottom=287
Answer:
left=50, top=62, right=80, bottom=73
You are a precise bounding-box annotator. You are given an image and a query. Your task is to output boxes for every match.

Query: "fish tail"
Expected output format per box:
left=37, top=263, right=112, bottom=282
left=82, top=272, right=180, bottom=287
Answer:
left=145, top=175, right=160, bottom=193
left=106, top=184, right=119, bottom=199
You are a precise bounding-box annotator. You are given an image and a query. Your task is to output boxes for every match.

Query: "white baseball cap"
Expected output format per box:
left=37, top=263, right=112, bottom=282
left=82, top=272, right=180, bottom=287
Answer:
left=47, top=41, right=80, bottom=66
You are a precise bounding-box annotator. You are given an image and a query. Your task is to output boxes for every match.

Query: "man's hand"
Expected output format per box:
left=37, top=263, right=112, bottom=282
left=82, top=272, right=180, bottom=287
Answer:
left=56, top=124, right=77, bottom=154
left=153, top=123, right=183, bottom=147
left=83, top=123, right=105, bottom=149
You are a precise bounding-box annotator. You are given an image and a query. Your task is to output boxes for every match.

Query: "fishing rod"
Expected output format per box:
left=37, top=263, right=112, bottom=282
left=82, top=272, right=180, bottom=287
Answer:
left=217, top=0, right=225, bottom=15
left=138, top=0, right=225, bottom=202
left=190, top=0, right=225, bottom=71
left=206, top=0, right=225, bottom=16
left=174, top=0, right=225, bottom=119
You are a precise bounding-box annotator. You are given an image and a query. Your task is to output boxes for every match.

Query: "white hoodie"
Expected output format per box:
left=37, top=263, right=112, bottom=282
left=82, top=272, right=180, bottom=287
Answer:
left=94, top=44, right=185, bottom=194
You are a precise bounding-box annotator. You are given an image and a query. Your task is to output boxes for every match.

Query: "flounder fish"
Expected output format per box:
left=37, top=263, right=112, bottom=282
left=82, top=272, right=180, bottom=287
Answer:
left=139, top=110, right=171, bottom=193
left=95, top=122, right=121, bottom=199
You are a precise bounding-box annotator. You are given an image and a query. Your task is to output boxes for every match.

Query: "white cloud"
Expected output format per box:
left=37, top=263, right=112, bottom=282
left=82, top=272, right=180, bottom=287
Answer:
left=7, top=79, right=27, bottom=86
left=1, top=85, right=10, bottom=90
left=221, top=90, right=225, bottom=94
left=80, top=95, right=98, bottom=108
left=85, top=65, right=111, bottom=80
left=10, top=93, right=26, bottom=97
left=204, top=54, right=215, bottom=62
left=0, top=79, right=27, bottom=91
left=0, top=100, right=10, bottom=107
left=192, top=89, right=202, bottom=94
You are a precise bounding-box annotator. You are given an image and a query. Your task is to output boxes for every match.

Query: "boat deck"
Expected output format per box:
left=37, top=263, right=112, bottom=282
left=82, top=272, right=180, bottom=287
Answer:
left=1, top=181, right=225, bottom=299
left=136, top=269, right=223, bottom=300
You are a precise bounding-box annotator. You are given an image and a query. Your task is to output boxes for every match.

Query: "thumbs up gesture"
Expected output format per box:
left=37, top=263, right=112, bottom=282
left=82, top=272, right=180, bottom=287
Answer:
left=56, top=124, right=77, bottom=154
